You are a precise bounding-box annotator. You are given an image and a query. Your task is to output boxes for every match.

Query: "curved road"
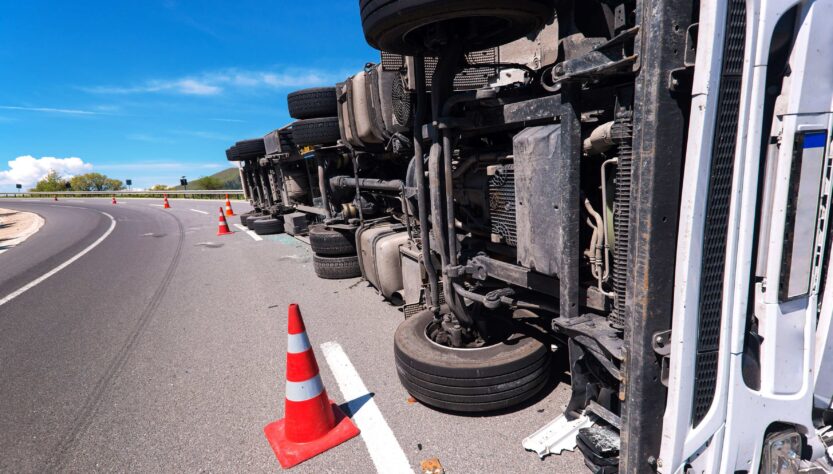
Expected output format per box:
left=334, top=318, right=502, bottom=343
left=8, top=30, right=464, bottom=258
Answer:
left=0, top=198, right=582, bottom=473
left=0, top=198, right=253, bottom=472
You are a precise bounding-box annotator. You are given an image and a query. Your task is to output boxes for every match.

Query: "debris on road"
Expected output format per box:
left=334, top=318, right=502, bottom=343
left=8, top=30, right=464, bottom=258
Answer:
left=420, top=458, right=445, bottom=474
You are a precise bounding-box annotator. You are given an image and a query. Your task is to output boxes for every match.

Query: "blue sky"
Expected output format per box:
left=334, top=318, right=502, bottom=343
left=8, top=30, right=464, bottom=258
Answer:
left=0, top=0, right=376, bottom=190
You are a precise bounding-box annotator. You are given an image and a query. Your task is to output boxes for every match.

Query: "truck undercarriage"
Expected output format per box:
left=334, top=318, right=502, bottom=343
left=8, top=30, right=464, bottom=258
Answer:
left=227, top=0, right=833, bottom=471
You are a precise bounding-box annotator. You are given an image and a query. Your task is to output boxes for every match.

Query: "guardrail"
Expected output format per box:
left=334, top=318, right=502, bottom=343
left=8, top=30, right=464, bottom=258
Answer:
left=0, top=190, right=247, bottom=200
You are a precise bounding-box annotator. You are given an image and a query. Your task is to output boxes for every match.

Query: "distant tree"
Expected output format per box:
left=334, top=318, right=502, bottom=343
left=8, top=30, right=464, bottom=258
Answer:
left=31, top=170, right=69, bottom=192
left=194, top=175, right=224, bottom=190
left=150, top=184, right=170, bottom=191
left=69, top=173, right=124, bottom=191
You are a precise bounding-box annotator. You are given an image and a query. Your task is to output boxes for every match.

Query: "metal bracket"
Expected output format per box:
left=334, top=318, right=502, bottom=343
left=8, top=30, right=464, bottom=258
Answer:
left=652, top=329, right=672, bottom=356
left=652, top=329, right=672, bottom=387
left=523, top=413, right=595, bottom=458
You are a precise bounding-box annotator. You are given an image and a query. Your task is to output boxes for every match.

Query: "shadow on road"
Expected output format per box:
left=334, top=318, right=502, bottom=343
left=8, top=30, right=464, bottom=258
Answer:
left=339, top=392, right=375, bottom=418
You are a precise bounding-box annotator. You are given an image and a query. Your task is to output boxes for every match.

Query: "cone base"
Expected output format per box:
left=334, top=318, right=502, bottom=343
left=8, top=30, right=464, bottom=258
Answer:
left=217, top=228, right=233, bottom=236
left=263, top=401, right=360, bottom=469
left=225, top=211, right=235, bottom=216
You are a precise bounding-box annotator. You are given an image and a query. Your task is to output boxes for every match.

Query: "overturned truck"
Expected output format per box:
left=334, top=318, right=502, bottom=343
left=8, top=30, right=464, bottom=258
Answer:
left=229, top=0, right=833, bottom=471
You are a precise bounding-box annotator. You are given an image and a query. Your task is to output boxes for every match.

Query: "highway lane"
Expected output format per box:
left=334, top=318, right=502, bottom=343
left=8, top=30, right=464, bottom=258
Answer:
left=0, top=198, right=582, bottom=473
left=0, top=198, right=248, bottom=472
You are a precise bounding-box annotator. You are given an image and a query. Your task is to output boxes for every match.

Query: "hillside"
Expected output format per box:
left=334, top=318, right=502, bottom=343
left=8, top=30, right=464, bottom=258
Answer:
left=172, top=167, right=241, bottom=190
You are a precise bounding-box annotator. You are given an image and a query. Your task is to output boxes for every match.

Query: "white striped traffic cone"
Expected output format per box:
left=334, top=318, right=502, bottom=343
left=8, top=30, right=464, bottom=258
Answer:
left=224, top=194, right=235, bottom=216
left=263, top=304, right=359, bottom=468
left=217, top=207, right=233, bottom=236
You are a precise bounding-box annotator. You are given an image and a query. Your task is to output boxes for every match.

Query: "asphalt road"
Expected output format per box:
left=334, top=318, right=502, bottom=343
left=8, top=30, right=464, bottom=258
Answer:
left=0, top=198, right=583, bottom=473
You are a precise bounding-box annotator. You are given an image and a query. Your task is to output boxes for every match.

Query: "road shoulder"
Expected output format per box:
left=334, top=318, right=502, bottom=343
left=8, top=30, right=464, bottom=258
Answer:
left=0, top=207, right=45, bottom=254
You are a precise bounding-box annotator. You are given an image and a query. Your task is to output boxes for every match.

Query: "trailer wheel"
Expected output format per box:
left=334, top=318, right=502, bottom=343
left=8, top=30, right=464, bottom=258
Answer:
left=287, top=87, right=338, bottom=120
left=235, top=138, right=266, bottom=160
left=312, top=254, right=362, bottom=279
left=239, top=212, right=256, bottom=227
left=226, top=146, right=242, bottom=161
left=246, top=214, right=267, bottom=230
left=359, top=0, right=554, bottom=55
left=252, top=217, right=285, bottom=235
left=309, top=224, right=357, bottom=256
left=292, top=117, right=342, bottom=147
left=394, top=308, right=551, bottom=413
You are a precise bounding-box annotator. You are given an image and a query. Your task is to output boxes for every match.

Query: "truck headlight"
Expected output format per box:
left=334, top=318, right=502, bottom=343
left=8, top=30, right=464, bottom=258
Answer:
left=762, top=430, right=802, bottom=474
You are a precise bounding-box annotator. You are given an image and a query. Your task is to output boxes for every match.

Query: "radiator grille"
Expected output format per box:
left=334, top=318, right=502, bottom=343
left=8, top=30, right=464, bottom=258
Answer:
left=693, top=0, right=746, bottom=426
left=403, top=283, right=446, bottom=318
left=381, top=50, right=498, bottom=91
left=488, top=165, right=517, bottom=246
left=610, top=104, right=634, bottom=328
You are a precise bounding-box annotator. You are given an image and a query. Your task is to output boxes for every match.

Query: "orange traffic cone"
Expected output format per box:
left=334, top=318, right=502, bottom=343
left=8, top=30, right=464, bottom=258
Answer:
left=217, top=207, right=233, bottom=236
left=163, top=194, right=171, bottom=209
left=224, top=194, right=235, bottom=216
left=112, top=196, right=117, bottom=205
left=264, top=304, right=360, bottom=468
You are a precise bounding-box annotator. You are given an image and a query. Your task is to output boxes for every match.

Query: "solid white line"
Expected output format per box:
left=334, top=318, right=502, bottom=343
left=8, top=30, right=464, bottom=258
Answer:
left=320, top=341, right=413, bottom=474
left=0, top=211, right=117, bottom=307
left=189, top=209, right=209, bottom=215
left=149, top=204, right=164, bottom=207
left=233, top=224, right=262, bottom=241
left=0, top=212, right=45, bottom=255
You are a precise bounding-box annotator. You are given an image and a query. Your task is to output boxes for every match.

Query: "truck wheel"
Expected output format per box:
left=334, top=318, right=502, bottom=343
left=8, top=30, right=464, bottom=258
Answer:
left=287, top=87, right=338, bottom=120
left=246, top=214, right=267, bottom=230
left=312, top=254, right=362, bottom=279
left=309, top=224, right=357, bottom=256
left=394, top=308, right=551, bottom=413
left=252, top=217, right=285, bottom=235
left=226, top=146, right=241, bottom=161
left=359, top=0, right=554, bottom=55
left=291, top=117, right=341, bottom=147
left=239, top=212, right=256, bottom=226
left=236, top=138, right=266, bottom=160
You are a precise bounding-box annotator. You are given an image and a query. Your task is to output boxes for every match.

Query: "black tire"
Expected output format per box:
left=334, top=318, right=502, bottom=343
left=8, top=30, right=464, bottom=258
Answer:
left=394, top=308, right=551, bottom=413
left=246, top=214, right=267, bottom=230
left=291, top=117, right=341, bottom=147
left=287, top=87, right=338, bottom=120
left=359, top=0, right=554, bottom=55
left=226, top=146, right=241, bottom=161
left=252, top=217, right=285, bottom=235
left=309, top=224, right=357, bottom=256
left=235, top=138, right=266, bottom=160
left=312, top=254, right=362, bottom=279
left=239, top=212, right=256, bottom=226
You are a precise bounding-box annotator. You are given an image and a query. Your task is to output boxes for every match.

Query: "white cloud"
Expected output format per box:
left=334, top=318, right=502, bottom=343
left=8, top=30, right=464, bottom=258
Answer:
left=0, top=156, right=93, bottom=187
left=0, top=105, right=100, bottom=116
left=126, top=133, right=176, bottom=144
left=84, top=67, right=344, bottom=97
left=173, top=130, right=231, bottom=141
left=95, top=162, right=223, bottom=171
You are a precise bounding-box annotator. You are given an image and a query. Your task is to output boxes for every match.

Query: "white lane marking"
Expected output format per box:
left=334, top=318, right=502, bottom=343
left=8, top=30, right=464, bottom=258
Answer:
left=149, top=204, right=164, bottom=207
left=320, top=341, right=413, bottom=474
left=0, top=211, right=117, bottom=307
left=189, top=209, right=209, bottom=215
left=0, top=213, right=45, bottom=255
left=233, top=224, right=262, bottom=241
